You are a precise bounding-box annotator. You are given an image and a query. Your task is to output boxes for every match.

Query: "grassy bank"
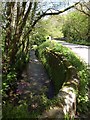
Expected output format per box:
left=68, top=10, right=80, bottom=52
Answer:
left=36, top=40, right=90, bottom=115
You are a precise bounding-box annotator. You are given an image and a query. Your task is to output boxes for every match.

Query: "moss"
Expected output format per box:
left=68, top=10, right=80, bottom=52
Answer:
left=45, top=51, right=67, bottom=94
left=36, top=40, right=90, bottom=114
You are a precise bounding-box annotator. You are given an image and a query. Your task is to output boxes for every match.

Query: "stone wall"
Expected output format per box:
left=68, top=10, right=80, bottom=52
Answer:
left=38, top=49, right=79, bottom=119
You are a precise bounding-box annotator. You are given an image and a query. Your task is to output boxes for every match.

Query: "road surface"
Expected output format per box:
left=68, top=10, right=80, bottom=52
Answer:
left=54, top=40, right=90, bottom=65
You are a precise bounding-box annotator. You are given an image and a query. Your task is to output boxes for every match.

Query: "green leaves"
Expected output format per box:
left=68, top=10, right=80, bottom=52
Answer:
left=62, top=10, right=89, bottom=44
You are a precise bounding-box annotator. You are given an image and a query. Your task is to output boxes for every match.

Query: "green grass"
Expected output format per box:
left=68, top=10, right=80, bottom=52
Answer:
left=67, top=40, right=90, bottom=46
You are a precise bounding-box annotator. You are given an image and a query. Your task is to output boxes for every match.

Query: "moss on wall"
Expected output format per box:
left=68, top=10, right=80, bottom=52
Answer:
left=44, top=50, right=67, bottom=94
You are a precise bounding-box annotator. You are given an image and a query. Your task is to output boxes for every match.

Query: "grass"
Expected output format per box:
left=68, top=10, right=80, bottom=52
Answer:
left=66, top=40, right=90, bottom=46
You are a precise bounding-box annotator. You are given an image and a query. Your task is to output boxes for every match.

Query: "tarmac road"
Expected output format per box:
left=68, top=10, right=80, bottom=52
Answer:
left=54, top=40, right=90, bottom=65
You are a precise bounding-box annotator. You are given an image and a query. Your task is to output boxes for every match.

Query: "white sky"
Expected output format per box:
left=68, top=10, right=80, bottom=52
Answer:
left=41, top=0, right=89, bottom=4
left=1, top=0, right=88, bottom=3
left=42, top=0, right=79, bottom=3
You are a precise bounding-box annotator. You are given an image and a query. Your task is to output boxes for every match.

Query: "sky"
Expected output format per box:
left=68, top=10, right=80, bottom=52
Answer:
left=1, top=0, right=88, bottom=3
left=42, top=0, right=80, bottom=3
left=41, top=0, right=89, bottom=5
left=40, top=0, right=81, bottom=12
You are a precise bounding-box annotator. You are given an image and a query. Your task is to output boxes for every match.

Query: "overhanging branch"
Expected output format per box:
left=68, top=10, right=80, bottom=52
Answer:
left=44, top=2, right=79, bottom=16
left=76, top=8, right=90, bottom=17
left=75, top=2, right=90, bottom=17
left=24, top=2, right=79, bottom=39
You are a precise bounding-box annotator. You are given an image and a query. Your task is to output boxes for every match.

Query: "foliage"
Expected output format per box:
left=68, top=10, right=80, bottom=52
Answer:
left=36, top=40, right=90, bottom=114
left=44, top=50, right=67, bottom=94
left=2, top=92, right=63, bottom=119
left=2, top=1, right=77, bottom=98
left=42, top=15, right=64, bottom=38
left=76, top=0, right=90, bottom=17
left=68, top=40, right=90, bottom=46
left=2, top=1, right=89, bottom=118
left=30, top=15, right=64, bottom=46
left=2, top=102, right=30, bottom=119
left=62, top=10, right=89, bottom=43
left=31, top=8, right=90, bottom=46
left=30, top=20, right=48, bottom=46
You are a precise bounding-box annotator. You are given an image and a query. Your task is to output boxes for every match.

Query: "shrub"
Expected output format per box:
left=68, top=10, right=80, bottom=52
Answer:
left=2, top=102, right=30, bottom=119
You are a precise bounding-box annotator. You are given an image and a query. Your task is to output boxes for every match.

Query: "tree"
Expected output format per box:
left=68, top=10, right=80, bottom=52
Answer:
left=30, top=19, right=48, bottom=45
left=75, top=0, right=90, bottom=42
left=2, top=1, right=79, bottom=82
left=41, top=15, right=64, bottom=38
left=62, top=10, right=88, bottom=42
left=75, top=0, right=90, bottom=17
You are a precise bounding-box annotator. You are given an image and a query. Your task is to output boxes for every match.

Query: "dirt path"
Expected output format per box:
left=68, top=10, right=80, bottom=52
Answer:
left=17, top=50, right=54, bottom=100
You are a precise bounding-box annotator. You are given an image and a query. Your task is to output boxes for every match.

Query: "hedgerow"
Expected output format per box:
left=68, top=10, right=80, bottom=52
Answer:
left=36, top=40, right=90, bottom=114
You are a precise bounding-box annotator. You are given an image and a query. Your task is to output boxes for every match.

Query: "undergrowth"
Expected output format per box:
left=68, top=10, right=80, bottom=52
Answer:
left=2, top=40, right=90, bottom=118
left=2, top=93, right=61, bottom=119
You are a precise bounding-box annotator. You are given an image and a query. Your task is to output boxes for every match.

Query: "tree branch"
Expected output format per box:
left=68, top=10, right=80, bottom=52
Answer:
left=24, top=2, right=79, bottom=38
left=75, top=2, right=90, bottom=17
left=76, top=8, right=90, bottom=17
left=44, top=2, right=79, bottom=16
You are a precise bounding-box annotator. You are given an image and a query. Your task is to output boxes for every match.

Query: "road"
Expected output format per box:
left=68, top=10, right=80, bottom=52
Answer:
left=54, top=40, right=90, bottom=65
